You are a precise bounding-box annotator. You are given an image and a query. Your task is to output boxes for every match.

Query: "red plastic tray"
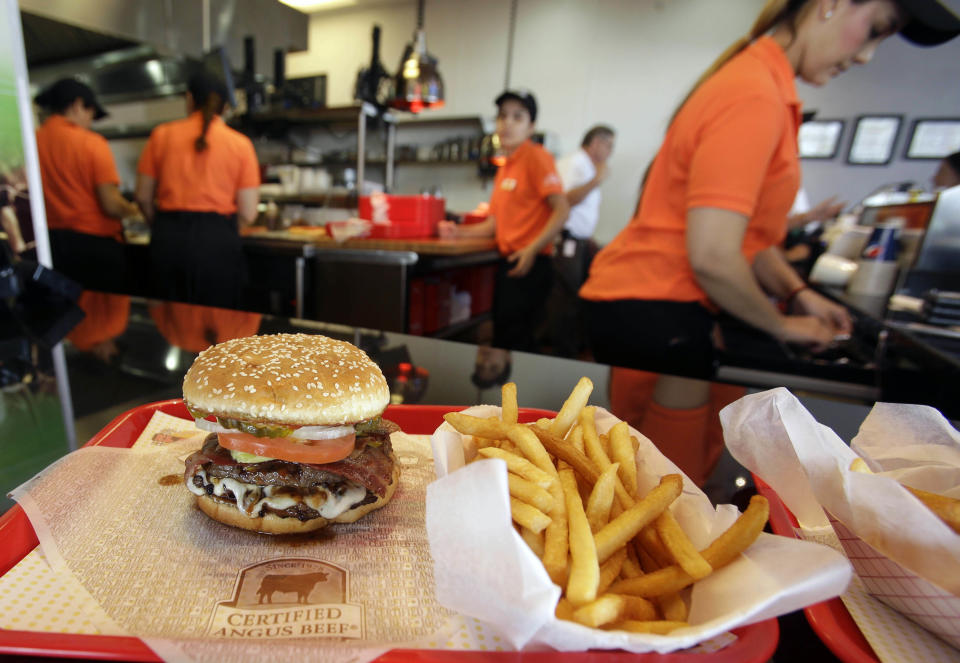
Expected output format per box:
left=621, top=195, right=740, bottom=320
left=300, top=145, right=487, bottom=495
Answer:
left=0, top=401, right=778, bottom=661
left=358, top=195, right=444, bottom=239
left=754, top=477, right=879, bottom=663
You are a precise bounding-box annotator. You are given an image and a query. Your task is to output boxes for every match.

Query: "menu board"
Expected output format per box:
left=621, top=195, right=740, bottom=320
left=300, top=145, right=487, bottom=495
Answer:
left=848, top=115, right=902, bottom=165
left=905, top=119, right=960, bottom=159
left=798, top=120, right=844, bottom=159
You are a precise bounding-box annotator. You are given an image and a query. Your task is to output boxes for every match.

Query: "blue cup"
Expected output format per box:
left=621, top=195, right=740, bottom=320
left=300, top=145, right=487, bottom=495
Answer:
left=860, top=223, right=900, bottom=261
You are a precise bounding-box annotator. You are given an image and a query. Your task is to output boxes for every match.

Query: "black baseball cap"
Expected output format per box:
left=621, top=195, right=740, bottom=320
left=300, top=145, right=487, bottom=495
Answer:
left=34, top=78, right=108, bottom=120
left=495, top=89, right=537, bottom=123
left=899, top=0, right=960, bottom=46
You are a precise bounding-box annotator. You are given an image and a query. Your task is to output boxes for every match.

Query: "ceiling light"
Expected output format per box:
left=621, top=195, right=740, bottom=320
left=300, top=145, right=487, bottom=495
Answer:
left=277, top=0, right=357, bottom=13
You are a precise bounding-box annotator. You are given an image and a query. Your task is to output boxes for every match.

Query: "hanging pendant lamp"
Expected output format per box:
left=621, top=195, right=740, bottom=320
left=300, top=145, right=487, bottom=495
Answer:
left=390, top=0, right=444, bottom=113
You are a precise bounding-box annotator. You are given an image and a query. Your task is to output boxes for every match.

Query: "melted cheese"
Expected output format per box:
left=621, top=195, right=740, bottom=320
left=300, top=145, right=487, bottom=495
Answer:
left=188, top=469, right=368, bottom=519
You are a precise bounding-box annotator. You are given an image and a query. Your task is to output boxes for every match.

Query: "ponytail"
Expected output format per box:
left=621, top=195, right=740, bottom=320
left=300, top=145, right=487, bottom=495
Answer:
left=195, top=92, right=223, bottom=153
left=668, top=0, right=810, bottom=125
left=186, top=71, right=228, bottom=153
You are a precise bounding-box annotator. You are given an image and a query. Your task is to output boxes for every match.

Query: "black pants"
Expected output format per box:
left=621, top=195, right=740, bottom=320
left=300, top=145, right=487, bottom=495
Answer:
left=582, top=298, right=717, bottom=379
left=543, top=234, right=595, bottom=357
left=149, top=211, right=246, bottom=308
left=493, top=255, right=553, bottom=352
left=48, top=229, right=127, bottom=294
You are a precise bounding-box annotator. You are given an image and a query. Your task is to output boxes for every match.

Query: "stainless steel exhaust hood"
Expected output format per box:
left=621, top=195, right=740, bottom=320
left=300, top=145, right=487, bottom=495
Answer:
left=21, top=0, right=307, bottom=103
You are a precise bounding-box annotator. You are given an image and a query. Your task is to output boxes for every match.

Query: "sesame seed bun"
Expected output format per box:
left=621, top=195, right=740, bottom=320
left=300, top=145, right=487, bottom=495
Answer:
left=182, top=333, right=390, bottom=426
left=194, top=460, right=400, bottom=534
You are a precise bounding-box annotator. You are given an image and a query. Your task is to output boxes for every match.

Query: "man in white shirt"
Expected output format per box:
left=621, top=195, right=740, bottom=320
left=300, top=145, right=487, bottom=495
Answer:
left=543, top=125, right=615, bottom=357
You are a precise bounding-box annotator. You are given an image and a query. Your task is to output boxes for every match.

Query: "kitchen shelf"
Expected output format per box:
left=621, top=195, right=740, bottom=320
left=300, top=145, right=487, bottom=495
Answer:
left=259, top=191, right=356, bottom=207
left=241, top=103, right=395, bottom=127
left=395, top=114, right=484, bottom=130
left=238, top=102, right=396, bottom=194
left=293, top=159, right=478, bottom=168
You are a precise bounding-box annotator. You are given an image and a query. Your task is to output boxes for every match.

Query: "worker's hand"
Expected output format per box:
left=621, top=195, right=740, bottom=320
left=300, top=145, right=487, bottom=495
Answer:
left=793, top=288, right=853, bottom=335
left=437, top=220, right=460, bottom=239
left=506, top=245, right=537, bottom=277
left=776, top=315, right=836, bottom=353
left=807, top=195, right=846, bottom=223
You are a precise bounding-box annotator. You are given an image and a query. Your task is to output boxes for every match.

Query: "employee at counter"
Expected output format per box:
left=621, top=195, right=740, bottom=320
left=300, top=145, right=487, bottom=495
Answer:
left=35, top=78, right=141, bottom=292
left=438, top=90, right=569, bottom=351
left=135, top=72, right=260, bottom=309
left=579, top=0, right=959, bottom=482
left=35, top=78, right=141, bottom=362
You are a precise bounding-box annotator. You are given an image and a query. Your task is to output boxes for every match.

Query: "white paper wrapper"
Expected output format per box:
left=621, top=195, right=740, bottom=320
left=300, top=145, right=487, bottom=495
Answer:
left=427, top=405, right=852, bottom=654
left=721, top=387, right=960, bottom=648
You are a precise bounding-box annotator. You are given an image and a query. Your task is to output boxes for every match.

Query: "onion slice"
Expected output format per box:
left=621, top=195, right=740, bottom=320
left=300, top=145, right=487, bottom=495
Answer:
left=290, top=424, right=355, bottom=440
left=193, top=418, right=233, bottom=434
left=193, top=417, right=353, bottom=441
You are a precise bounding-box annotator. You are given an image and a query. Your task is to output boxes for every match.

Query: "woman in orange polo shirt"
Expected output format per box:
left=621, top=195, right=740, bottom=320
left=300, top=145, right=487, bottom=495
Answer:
left=438, top=90, right=569, bottom=351
left=35, top=78, right=141, bottom=291
left=582, top=0, right=960, bottom=374
left=135, top=72, right=260, bottom=308
left=35, top=78, right=142, bottom=360
left=580, top=0, right=958, bottom=484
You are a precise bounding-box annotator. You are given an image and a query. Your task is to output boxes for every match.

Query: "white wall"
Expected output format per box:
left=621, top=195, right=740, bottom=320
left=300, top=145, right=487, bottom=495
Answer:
left=288, top=0, right=960, bottom=243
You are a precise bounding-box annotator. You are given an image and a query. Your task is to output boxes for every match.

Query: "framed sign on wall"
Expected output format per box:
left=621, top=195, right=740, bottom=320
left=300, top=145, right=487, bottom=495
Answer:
left=904, top=118, right=960, bottom=159
left=847, top=115, right=902, bottom=166
left=798, top=119, right=845, bottom=159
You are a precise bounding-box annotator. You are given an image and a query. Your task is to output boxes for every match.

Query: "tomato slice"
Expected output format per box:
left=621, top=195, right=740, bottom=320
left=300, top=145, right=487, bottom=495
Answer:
left=217, top=431, right=355, bottom=464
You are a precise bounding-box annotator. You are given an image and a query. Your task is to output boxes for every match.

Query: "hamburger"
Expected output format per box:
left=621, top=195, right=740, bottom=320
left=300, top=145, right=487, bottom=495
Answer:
left=182, top=333, right=399, bottom=534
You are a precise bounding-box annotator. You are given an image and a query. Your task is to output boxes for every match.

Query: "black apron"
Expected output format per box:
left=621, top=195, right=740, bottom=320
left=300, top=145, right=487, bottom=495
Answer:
left=48, top=229, right=128, bottom=294
left=149, top=210, right=246, bottom=309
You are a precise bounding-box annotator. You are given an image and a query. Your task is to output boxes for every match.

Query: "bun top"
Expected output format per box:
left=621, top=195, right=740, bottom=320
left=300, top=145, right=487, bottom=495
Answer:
left=183, top=333, right=389, bottom=426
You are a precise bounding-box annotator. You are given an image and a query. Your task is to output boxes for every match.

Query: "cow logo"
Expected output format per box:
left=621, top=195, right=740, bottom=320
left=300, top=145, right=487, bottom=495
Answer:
left=206, top=558, right=364, bottom=639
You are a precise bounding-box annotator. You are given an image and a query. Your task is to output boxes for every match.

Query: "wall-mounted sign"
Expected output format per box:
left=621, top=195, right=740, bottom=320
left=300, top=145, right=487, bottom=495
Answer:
left=847, top=115, right=902, bottom=166
left=798, top=119, right=844, bottom=159
left=904, top=118, right=960, bottom=159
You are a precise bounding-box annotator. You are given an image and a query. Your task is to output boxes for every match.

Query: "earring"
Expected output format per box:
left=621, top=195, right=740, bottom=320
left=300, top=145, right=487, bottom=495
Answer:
left=825, top=10, right=833, bottom=18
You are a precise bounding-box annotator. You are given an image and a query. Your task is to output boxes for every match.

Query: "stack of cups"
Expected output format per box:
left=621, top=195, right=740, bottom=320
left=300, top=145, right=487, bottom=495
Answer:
left=847, top=220, right=902, bottom=296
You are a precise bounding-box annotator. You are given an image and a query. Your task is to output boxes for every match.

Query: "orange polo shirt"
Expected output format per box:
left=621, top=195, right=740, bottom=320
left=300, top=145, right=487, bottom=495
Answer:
left=580, top=36, right=802, bottom=306
left=35, top=115, right=122, bottom=238
left=137, top=112, right=260, bottom=216
left=489, top=140, right=564, bottom=256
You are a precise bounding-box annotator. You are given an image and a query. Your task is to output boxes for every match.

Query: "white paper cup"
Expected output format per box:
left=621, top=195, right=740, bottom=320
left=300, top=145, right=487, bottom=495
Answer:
left=827, top=227, right=872, bottom=259
left=810, top=254, right=859, bottom=287
left=847, top=260, right=899, bottom=296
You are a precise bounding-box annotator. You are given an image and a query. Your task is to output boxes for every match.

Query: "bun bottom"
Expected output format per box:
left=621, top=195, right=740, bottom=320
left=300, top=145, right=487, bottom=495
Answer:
left=195, top=462, right=400, bottom=535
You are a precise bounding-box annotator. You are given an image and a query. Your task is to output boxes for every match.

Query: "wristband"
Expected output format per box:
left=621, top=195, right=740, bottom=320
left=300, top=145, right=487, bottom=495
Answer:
left=784, top=284, right=808, bottom=305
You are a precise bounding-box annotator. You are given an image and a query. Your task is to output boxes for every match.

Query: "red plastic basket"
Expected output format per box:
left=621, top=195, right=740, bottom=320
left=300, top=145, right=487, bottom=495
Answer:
left=358, top=195, right=444, bottom=239
left=754, top=476, right=879, bottom=663
left=0, top=401, right=778, bottom=661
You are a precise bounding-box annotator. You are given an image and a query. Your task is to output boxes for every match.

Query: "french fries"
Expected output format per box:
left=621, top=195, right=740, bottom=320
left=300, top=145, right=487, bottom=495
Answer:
left=477, top=447, right=554, bottom=488
left=850, top=457, right=960, bottom=534
left=561, top=468, right=599, bottom=605
left=585, top=463, right=619, bottom=533
left=511, top=497, right=552, bottom=533
left=609, top=496, right=770, bottom=598
left=655, top=510, right=712, bottom=580
left=508, top=474, right=555, bottom=513
left=445, top=379, right=770, bottom=635
left=501, top=382, right=519, bottom=425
